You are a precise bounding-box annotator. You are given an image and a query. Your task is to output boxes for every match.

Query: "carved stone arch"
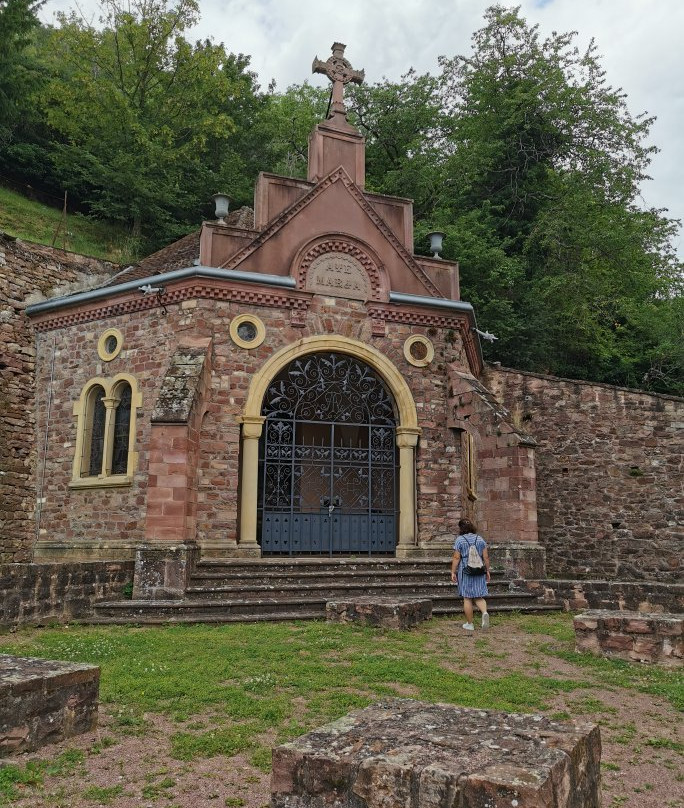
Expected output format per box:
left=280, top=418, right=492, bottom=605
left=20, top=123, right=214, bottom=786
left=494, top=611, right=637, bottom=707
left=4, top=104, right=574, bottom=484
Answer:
left=237, top=336, right=420, bottom=555
left=292, top=235, right=389, bottom=302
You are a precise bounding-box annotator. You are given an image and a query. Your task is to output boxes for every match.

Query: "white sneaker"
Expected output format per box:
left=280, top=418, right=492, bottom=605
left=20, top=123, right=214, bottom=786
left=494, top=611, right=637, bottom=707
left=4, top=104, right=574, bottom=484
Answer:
left=481, top=613, right=489, bottom=629
left=462, top=622, right=474, bottom=631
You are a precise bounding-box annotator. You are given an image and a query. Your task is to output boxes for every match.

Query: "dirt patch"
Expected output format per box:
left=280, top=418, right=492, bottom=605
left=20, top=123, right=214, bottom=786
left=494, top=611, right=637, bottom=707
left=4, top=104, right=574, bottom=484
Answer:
left=3, top=617, right=682, bottom=808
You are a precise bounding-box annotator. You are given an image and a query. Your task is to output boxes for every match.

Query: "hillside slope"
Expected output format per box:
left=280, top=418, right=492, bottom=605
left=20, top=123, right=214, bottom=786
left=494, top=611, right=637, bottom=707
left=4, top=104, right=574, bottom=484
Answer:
left=0, top=185, right=137, bottom=263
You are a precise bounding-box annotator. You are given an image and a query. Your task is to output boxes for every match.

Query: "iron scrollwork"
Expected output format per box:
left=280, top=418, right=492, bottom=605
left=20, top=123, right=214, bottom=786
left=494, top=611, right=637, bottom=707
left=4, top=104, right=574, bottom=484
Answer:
left=258, top=353, right=398, bottom=556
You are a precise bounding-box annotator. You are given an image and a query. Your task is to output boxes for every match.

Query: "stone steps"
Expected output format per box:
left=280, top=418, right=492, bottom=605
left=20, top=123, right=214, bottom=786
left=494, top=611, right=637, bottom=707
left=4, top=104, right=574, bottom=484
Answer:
left=184, top=579, right=515, bottom=601
left=89, top=600, right=560, bottom=625
left=92, top=557, right=552, bottom=625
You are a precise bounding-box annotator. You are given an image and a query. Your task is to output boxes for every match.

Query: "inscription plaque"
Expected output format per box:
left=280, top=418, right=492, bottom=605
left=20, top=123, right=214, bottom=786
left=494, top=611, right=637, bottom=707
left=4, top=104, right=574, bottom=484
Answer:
left=305, top=252, right=370, bottom=301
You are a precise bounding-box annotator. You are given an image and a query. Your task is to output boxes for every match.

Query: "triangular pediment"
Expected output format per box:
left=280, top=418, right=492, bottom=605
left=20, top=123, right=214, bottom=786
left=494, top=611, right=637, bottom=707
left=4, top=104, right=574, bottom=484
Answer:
left=220, top=167, right=442, bottom=299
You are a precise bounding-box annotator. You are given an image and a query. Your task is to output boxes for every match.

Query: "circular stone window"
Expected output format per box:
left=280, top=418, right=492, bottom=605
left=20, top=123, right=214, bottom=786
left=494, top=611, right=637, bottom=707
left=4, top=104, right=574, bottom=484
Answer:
left=404, top=335, right=434, bottom=367
left=230, top=314, right=265, bottom=349
left=97, top=328, right=124, bottom=361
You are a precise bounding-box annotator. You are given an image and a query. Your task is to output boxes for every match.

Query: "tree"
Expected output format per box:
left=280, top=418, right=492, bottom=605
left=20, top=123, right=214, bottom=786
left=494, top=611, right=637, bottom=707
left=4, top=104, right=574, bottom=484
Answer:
left=431, top=5, right=683, bottom=391
left=0, top=0, right=44, bottom=150
left=346, top=71, right=446, bottom=218
left=38, top=0, right=262, bottom=246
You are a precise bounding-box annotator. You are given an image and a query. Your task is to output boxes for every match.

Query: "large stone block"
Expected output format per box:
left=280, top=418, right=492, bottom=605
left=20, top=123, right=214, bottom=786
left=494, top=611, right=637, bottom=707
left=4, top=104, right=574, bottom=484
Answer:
left=574, top=610, right=682, bottom=666
left=271, top=698, right=601, bottom=808
left=133, top=542, right=199, bottom=599
left=326, top=597, right=432, bottom=629
left=0, top=655, right=99, bottom=756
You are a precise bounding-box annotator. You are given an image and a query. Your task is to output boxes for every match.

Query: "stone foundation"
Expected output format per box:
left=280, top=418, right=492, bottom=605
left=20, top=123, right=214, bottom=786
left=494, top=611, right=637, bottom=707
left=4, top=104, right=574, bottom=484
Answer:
left=326, top=597, right=432, bottom=629
left=574, top=610, right=683, bottom=666
left=526, top=579, right=684, bottom=614
left=0, top=561, right=134, bottom=627
left=271, top=698, right=601, bottom=808
left=0, top=654, right=99, bottom=756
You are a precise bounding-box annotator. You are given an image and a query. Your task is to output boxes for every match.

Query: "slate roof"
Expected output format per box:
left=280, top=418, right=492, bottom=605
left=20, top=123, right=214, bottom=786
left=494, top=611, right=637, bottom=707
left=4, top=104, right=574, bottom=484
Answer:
left=102, top=207, right=254, bottom=287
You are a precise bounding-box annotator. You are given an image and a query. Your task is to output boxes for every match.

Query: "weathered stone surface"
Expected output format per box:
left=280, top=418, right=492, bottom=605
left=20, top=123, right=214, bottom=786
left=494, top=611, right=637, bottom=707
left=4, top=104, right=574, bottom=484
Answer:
left=151, top=346, right=208, bottom=423
left=0, top=654, right=99, bottom=756
left=486, top=367, right=684, bottom=584
left=133, top=542, right=200, bottom=599
left=271, top=698, right=601, bottom=808
left=0, top=234, right=117, bottom=562
left=525, top=579, right=683, bottom=614
left=574, top=610, right=683, bottom=666
left=0, top=561, right=133, bottom=627
left=326, top=596, right=432, bottom=629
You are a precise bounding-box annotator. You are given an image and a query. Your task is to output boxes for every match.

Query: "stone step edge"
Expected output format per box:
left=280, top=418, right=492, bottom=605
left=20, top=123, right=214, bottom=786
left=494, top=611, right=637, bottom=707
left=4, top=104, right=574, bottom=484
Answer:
left=196, top=558, right=453, bottom=567
left=184, top=582, right=520, bottom=596
left=188, top=570, right=509, bottom=582
left=85, top=604, right=562, bottom=625
left=95, top=592, right=540, bottom=611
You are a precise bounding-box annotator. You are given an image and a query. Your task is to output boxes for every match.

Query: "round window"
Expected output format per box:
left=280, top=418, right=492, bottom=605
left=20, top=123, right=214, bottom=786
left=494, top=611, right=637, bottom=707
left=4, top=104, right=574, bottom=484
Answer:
left=97, top=328, right=123, bottom=361
left=404, top=335, right=434, bottom=367
left=237, top=321, right=258, bottom=343
left=229, top=315, right=265, bottom=349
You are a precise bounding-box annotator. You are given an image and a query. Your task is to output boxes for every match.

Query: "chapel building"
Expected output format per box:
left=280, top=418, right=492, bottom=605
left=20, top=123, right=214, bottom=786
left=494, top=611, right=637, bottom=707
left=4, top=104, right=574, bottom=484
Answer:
left=25, top=44, right=541, bottom=573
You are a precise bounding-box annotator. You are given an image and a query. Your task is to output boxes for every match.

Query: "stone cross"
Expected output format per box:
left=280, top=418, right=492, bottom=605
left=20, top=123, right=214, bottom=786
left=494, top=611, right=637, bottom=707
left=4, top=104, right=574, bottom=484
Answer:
left=312, top=42, right=365, bottom=120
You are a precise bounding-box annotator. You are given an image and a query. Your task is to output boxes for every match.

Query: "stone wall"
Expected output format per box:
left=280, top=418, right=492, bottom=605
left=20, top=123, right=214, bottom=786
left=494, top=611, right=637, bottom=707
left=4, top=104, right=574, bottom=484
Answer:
left=574, top=610, right=682, bottom=667
left=485, top=367, right=684, bottom=583
left=0, top=561, right=133, bottom=626
left=526, top=578, right=684, bottom=614
left=0, top=235, right=116, bottom=561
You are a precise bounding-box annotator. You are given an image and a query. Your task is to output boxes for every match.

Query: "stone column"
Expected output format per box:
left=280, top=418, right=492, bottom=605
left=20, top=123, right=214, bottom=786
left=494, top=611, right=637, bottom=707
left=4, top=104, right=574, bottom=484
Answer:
left=100, top=395, right=120, bottom=476
left=395, top=427, right=420, bottom=555
left=237, top=415, right=265, bottom=556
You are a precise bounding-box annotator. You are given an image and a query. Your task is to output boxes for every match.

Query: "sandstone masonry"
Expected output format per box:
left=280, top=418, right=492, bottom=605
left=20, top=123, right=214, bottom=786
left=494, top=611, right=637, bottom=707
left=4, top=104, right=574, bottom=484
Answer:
left=0, top=234, right=116, bottom=561
left=271, top=698, right=601, bottom=808
left=485, top=367, right=684, bottom=583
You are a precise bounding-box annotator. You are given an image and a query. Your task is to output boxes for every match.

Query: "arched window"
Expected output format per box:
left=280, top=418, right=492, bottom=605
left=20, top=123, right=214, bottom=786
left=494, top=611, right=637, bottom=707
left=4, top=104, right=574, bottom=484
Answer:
left=71, top=374, right=141, bottom=488
left=111, top=382, right=132, bottom=475
left=86, top=385, right=106, bottom=477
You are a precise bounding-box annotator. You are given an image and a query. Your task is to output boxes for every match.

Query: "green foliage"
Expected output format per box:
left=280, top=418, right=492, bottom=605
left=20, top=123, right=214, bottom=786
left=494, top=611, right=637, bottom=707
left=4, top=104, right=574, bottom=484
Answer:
left=81, top=784, right=124, bottom=803
left=170, top=724, right=254, bottom=761
left=434, top=6, right=684, bottom=391
left=6, top=0, right=266, bottom=249
left=645, top=737, right=683, bottom=753
left=0, top=0, right=43, bottom=148
left=1, top=2, right=682, bottom=392
left=0, top=761, right=43, bottom=805
left=0, top=177, right=141, bottom=261
left=0, top=749, right=85, bottom=805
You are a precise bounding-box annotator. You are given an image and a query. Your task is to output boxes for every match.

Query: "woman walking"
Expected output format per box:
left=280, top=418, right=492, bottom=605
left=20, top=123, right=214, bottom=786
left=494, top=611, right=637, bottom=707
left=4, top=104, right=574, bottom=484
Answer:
left=450, top=518, right=490, bottom=631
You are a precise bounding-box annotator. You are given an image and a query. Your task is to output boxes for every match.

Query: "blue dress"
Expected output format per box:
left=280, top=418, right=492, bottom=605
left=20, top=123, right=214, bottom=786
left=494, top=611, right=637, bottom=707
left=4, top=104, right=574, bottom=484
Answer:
left=454, top=533, right=488, bottom=599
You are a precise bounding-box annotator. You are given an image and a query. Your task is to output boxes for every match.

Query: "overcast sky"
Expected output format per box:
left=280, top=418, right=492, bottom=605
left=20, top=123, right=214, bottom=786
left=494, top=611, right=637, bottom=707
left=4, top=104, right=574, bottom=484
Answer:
left=42, top=0, right=684, bottom=255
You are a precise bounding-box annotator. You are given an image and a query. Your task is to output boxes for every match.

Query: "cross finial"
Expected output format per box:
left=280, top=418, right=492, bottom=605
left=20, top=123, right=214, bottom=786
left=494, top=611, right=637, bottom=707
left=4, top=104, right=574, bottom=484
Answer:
left=312, top=42, right=365, bottom=121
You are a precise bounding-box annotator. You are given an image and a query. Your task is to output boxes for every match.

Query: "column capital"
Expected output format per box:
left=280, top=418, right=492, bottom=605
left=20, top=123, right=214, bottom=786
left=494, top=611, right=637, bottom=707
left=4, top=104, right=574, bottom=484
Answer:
left=238, top=415, right=266, bottom=439
left=396, top=427, right=420, bottom=448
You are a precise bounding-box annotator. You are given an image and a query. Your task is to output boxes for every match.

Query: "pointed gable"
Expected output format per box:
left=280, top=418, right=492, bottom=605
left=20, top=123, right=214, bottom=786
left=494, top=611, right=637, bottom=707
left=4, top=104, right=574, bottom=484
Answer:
left=210, top=167, right=443, bottom=301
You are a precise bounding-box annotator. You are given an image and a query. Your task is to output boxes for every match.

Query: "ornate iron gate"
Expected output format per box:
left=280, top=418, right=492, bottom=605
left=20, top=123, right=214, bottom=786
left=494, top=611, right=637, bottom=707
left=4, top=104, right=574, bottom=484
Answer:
left=258, top=353, right=397, bottom=555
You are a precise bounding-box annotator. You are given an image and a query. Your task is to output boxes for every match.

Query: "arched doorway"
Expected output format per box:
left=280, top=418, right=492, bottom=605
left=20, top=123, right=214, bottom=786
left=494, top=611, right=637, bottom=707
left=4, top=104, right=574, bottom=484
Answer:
left=258, top=352, right=398, bottom=555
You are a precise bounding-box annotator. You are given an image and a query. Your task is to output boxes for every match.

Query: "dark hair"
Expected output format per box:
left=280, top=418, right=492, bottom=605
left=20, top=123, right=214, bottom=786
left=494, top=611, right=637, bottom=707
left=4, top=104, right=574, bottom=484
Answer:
left=458, top=518, right=477, bottom=535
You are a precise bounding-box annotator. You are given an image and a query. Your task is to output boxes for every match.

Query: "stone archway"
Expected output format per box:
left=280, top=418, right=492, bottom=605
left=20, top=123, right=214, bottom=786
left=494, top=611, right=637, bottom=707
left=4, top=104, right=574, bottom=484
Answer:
left=237, top=336, right=420, bottom=556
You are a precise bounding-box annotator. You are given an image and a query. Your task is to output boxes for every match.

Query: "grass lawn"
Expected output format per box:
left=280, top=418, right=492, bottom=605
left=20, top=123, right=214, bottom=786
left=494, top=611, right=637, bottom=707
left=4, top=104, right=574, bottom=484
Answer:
left=0, top=612, right=681, bottom=807
left=0, top=185, right=137, bottom=263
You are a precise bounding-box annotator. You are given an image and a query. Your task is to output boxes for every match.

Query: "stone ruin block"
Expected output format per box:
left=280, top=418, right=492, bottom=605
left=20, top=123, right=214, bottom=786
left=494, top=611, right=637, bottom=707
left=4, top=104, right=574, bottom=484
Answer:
left=271, top=698, right=601, bottom=808
left=326, top=596, right=432, bottom=629
left=574, top=610, right=683, bottom=666
left=0, top=654, right=99, bottom=756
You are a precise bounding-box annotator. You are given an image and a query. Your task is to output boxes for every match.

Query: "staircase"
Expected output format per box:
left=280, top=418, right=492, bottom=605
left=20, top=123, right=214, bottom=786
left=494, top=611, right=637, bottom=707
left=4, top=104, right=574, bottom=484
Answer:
left=92, top=557, right=555, bottom=624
